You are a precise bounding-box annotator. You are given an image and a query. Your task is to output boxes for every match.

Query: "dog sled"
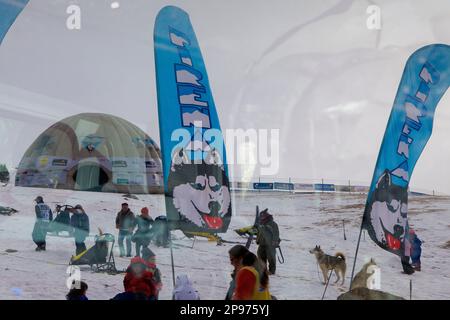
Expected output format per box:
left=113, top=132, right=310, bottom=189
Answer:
left=69, top=233, right=119, bottom=274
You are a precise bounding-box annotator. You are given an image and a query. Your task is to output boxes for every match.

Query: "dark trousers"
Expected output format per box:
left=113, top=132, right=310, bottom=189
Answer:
left=75, top=241, right=87, bottom=255
left=401, top=255, right=415, bottom=274
left=118, top=230, right=132, bottom=256
left=32, top=220, right=49, bottom=248
left=135, top=241, right=145, bottom=257
left=258, top=245, right=277, bottom=274
left=74, top=232, right=88, bottom=255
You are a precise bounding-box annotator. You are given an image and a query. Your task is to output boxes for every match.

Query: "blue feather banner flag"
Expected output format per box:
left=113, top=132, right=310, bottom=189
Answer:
left=0, top=0, right=29, bottom=45
left=154, top=6, right=231, bottom=234
left=363, top=44, right=450, bottom=257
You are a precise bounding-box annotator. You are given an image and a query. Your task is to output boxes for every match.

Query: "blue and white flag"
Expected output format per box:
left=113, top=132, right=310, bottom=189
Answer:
left=0, top=0, right=29, bottom=45
left=154, top=6, right=231, bottom=233
left=363, top=44, right=450, bottom=256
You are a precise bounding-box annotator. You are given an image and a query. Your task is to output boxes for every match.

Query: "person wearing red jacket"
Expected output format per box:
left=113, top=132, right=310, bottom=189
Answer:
left=123, top=257, right=157, bottom=300
left=142, top=247, right=162, bottom=299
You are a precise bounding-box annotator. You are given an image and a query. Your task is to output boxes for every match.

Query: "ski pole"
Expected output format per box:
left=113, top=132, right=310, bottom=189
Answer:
left=410, top=279, right=412, bottom=300
left=321, top=270, right=334, bottom=300
left=277, top=246, right=285, bottom=264
left=343, top=220, right=347, bottom=240
left=169, top=231, right=176, bottom=287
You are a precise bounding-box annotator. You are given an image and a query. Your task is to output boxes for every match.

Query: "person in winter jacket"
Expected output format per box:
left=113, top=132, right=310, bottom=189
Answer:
left=115, top=203, right=136, bottom=257
left=32, top=196, right=53, bottom=251
left=51, top=204, right=72, bottom=235
left=233, top=252, right=271, bottom=300
left=70, top=205, right=90, bottom=255
left=132, top=207, right=154, bottom=257
left=172, top=274, right=200, bottom=300
left=225, top=245, right=249, bottom=300
left=256, top=209, right=280, bottom=275
left=152, top=215, right=170, bottom=247
left=142, top=247, right=162, bottom=299
left=409, top=229, right=422, bottom=271
left=123, top=256, right=157, bottom=300
left=66, top=281, right=88, bottom=301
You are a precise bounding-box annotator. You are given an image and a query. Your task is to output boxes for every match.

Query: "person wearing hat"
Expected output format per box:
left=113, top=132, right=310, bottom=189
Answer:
left=115, top=203, right=136, bottom=257
left=256, top=208, right=280, bottom=275
left=70, top=205, right=90, bottom=255
left=123, top=256, right=157, bottom=300
left=132, top=207, right=154, bottom=257
left=142, top=247, right=162, bottom=299
left=32, top=196, right=53, bottom=251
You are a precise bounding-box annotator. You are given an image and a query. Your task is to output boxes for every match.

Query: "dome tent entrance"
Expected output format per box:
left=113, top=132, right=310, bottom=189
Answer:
left=16, top=113, right=163, bottom=194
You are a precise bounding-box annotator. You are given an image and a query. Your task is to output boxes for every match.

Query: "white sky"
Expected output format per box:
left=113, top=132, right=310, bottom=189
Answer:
left=1, top=0, right=450, bottom=193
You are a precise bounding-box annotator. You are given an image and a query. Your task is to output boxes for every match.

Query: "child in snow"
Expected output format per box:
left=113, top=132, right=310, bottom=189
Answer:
left=142, top=247, right=162, bottom=299
left=66, top=281, right=88, bottom=301
left=410, top=229, right=422, bottom=271
left=172, top=274, right=200, bottom=300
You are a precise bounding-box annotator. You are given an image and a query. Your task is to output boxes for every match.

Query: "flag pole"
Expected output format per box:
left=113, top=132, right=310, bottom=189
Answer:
left=169, top=231, right=176, bottom=287
left=321, top=270, right=334, bottom=300
left=349, top=218, right=365, bottom=289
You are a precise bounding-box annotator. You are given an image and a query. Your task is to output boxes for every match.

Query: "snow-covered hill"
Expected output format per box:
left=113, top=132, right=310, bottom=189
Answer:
left=1, top=185, right=450, bottom=300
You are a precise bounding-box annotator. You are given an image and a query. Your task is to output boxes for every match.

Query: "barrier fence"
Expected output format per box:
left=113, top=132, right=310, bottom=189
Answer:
left=230, top=177, right=447, bottom=196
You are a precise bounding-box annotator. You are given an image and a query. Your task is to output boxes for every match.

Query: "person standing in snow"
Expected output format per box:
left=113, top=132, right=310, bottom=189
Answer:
left=172, top=274, right=200, bottom=300
left=142, top=247, right=162, bottom=299
left=70, top=205, right=90, bottom=255
left=32, top=196, right=53, bottom=251
left=152, top=215, right=170, bottom=247
left=256, top=209, right=280, bottom=275
left=225, top=245, right=249, bottom=300
left=409, top=229, right=422, bottom=271
left=115, top=203, right=136, bottom=257
left=132, top=207, right=154, bottom=257
left=401, top=229, right=415, bottom=275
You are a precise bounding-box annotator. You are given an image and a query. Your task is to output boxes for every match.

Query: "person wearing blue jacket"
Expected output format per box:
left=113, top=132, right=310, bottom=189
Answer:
left=410, top=229, right=422, bottom=272
left=70, top=205, right=90, bottom=255
left=32, top=196, right=53, bottom=251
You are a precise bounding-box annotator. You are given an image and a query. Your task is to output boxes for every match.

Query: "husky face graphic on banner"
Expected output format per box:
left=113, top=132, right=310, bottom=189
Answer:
left=366, top=171, right=408, bottom=253
left=154, top=6, right=232, bottom=233
left=363, top=44, right=450, bottom=257
left=167, top=160, right=231, bottom=232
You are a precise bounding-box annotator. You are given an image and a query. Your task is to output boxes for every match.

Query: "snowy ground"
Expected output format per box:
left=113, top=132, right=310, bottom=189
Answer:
left=1, top=185, right=450, bottom=300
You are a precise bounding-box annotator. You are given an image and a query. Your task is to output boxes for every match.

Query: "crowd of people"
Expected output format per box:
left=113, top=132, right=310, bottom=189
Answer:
left=32, top=197, right=169, bottom=257
left=67, top=243, right=273, bottom=301
left=32, top=195, right=424, bottom=300
left=31, top=195, right=281, bottom=300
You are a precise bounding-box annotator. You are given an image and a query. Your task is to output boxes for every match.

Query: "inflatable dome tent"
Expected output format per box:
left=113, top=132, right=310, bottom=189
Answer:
left=15, top=113, right=163, bottom=194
